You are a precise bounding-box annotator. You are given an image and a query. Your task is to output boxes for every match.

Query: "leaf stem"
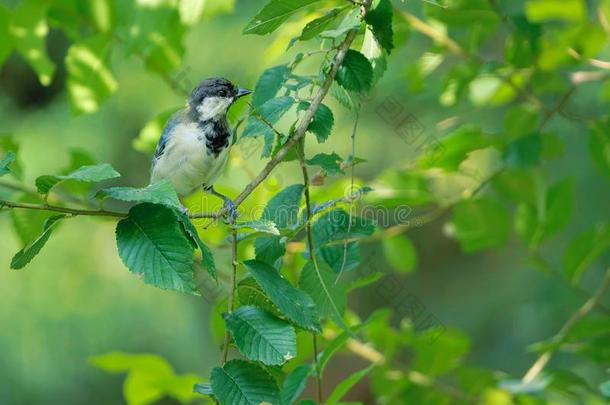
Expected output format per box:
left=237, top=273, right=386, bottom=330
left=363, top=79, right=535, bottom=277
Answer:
left=522, top=267, right=610, bottom=383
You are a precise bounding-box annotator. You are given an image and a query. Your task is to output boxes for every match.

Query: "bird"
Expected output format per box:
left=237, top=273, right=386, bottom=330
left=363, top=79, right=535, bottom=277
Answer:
left=150, top=77, right=251, bottom=221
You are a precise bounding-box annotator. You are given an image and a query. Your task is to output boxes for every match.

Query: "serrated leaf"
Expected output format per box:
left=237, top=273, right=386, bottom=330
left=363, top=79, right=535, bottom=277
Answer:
left=448, top=198, right=511, bottom=252
left=242, top=96, right=294, bottom=157
left=36, top=163, right=120, bottom=194
left=564, top=224, right=610, bottom=283
left=361, top=28, right=387, bottom=85
left=237, top=277, right=283, bottom=318
left=419, top=126, right=494, bottom=170
left=299, top=260, right=347, bottom=324
left=97, top=180, right=182, bottom=210
left=300, top=8, right=344, bottom=40
left=243, top=259, right=320, bottom=331
left=175, top=211, right=217, bottom=280
left=330, top=82, right=356, bottom=111
left=210, top=360, right=280, bottom=405
left=0, top=151, right=15, bottom=177
left=336, top=50, right=373, bottom=93
left=325, top=365, right=374, bottom=405
left=255, top=236, right=286, bottom=266
left=252, top=65, right=290, bottom=107
left=306, top=153, right=344, bottom=176
left=116, top=203, right=196, bottom=294
left=298, top=102, right=334, bottom=143
left=262, top=184, right=304, bottom=229
left=312, top=209, right=376, bottom=248
left=243, top=0, right=322, bottom=35
left=10, top=215, right=66, bottom=270
left=224, top=305, right=296, bottom=365
left=66, top=36, right=118, bottom=115
left=364, top=0, right=393, bottom=53
left=280, top=364, right=312, bottom=405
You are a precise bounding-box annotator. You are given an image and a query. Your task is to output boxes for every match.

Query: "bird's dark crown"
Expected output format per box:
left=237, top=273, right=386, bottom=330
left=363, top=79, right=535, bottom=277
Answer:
left=188, top=77, right=237, bottom=106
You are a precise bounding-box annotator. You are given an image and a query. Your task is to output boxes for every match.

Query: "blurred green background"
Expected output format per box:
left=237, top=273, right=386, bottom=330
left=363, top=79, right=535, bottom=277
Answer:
left=1, top=0, right=609, bottom=403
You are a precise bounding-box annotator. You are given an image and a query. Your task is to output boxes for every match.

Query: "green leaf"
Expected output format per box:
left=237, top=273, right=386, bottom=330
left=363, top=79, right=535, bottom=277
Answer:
left=242, top=96, right=294, bottom=157
left=235, top=220, right=280, bottom=236
left=330, top=82, right=356, bottom=111
left=116, top=203, right=196, bottom=294
left=321, top=8, right=362, bottom=38
left=66, top=36, right=118, bottom=115
left=10, top=215, right=66, bottom=270
left=9, top=0, right=55, bottom=86
left=280, top=364, right=312, bottom=405
left=525, top=0, right=585, bottom=23
left=564, top=224, right=610, bottom=283
left=346, top=271, right=383, bottom=292
left=97, top=180, right=182, bottom=211
left=299, top=260, right=347, bottom=324
left=298, top=102, right=334, bottom=143
left=419, top=126, right=494, bottom=171
left=262, top=184, right=304, bottom=229
left=243, top=259, right=321, bottom=332
left=335, top=50, right=373, bottom=93
left=361, top=28, right=387, bottom=85
left=210, top=360, right=280, bottom=405
left=306, top=153, right=344, bottom=176
left=0, top=150, right=15, bottom=177
left=243, top=0, right=322, bottom=35
left=589, top=120, right=610, bottom=178
left=237, top=277, right=283, bottom=318
left=382, top=235, right=417, bottom=273
left=600, top=380, right=610, bottom=398
left=320, top=241, right=361, bottom=274
left=175, top=211, right=217, bottom=280
left=312, top=209, right=376, bottom=248
left=255, top=236, right=286, bottom=266
left=224, top=305, right=296, bottom=365
left=448, top=198, right=511, bottom=252
left=252, top=65, right=290, bottom=107
left=0, top=134, right=22, bottom=180
left=364, top=0, right=393, bottom=53
left=10, top=195, right=54, bottom=244
left=36, top=163, right=120, bottom=194
left=325, top=365, right=374, bottom=405
left=300, top=8, right=344, bottom=40
left=319, top=320, right=372, bottom=374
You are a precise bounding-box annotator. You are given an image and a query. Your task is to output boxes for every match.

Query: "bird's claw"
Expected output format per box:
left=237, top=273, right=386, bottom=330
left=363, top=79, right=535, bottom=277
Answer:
left=222, top=198, right=238, bottom=224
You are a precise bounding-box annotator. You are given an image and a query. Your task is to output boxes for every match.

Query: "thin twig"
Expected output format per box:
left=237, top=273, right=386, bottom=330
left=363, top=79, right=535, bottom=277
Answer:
left=0, top=199, right=126, bottom=217
left=522, top=268, right=610, bottom=383
left=222, top=228, right=239, bottom=363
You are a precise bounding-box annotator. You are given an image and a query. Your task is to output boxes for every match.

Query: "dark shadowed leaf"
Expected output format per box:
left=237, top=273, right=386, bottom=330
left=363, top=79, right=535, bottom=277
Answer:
left=262, top=184, right=304, bottom=229
left=335, top=50, right=373, bottom=93
left=210, top=360, right=280, bottom=405
left=175, top=211, right=217, bottom=280
left=116, top=203, right=197, bottom=294
left=255, top=235, right=286, bottom=266
left=298, top=102, right=334, bottom=143
left=564, top=223, right=610, bottom=283
left=365, top=0, right=393, bottom=53
left=299, top=260, right=346, bottom=324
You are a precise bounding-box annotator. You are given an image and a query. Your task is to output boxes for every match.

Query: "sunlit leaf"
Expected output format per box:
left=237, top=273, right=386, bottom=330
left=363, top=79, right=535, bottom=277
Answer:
left=300, top=8, right=344, bottom=40
left=36, top=163, right=120, bottom=194
left=97, top=180, right=182, bottom=211
left=365, top=0, right=393, bottom=53
left=243, top=0, right=322, bottom=35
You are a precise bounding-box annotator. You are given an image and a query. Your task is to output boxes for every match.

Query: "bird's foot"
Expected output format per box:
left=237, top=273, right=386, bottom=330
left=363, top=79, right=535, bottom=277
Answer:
left=222, top=198, right=238, bottom=224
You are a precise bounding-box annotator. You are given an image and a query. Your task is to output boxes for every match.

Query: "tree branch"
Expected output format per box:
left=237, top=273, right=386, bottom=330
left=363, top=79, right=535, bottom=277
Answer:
left=522, top=268, right=610, bottom=383
left=0, top=199, right=127, bottom=218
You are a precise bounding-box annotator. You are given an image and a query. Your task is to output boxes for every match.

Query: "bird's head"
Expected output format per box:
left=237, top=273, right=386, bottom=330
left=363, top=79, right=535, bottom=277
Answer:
left=188, top=77, right=251, bottom=121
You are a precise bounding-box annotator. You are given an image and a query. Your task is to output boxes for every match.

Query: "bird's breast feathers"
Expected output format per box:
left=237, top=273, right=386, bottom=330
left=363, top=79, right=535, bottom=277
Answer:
left=151, top=119, right=231, bottom=195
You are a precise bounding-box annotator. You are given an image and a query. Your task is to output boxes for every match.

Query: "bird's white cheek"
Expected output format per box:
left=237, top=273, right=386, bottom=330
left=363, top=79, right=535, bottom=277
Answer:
left=196, top=97, right=232, bottom=120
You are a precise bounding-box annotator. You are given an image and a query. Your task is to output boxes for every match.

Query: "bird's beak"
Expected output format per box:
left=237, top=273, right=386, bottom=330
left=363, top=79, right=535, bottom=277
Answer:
left=236, top=88, right=252, bottom=98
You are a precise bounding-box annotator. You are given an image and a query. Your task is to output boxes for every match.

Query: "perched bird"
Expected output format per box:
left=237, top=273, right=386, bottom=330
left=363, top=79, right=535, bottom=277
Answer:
left=151, top=77, right=251, bottom=219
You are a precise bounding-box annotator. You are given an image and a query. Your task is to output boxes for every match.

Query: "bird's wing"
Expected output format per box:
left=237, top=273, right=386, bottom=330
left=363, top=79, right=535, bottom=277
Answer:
left=152, top=109, right=187, bottom=167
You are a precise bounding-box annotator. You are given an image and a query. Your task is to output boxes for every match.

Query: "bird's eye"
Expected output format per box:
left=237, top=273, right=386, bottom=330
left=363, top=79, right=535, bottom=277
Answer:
left=219, top=90, right=227, bottom=97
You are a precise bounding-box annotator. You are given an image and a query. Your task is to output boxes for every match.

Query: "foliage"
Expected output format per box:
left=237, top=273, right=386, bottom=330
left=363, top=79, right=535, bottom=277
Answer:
left=1, top=0, right=610, bottom=404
